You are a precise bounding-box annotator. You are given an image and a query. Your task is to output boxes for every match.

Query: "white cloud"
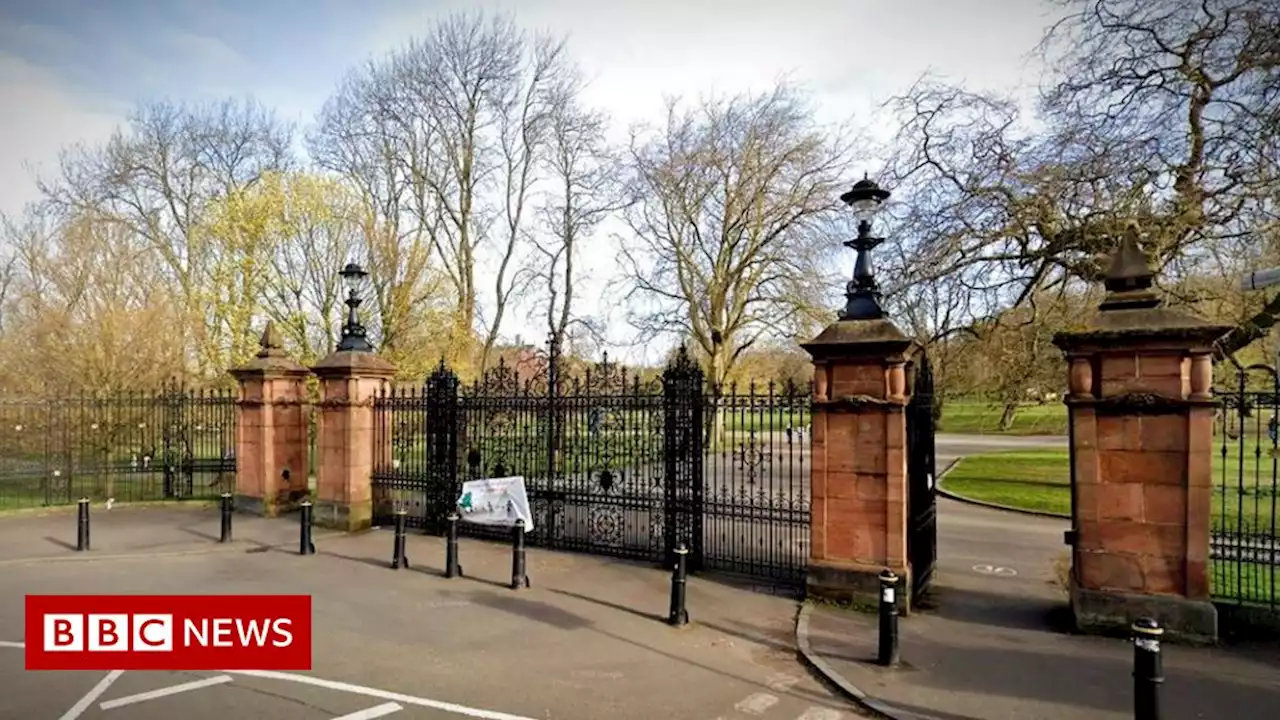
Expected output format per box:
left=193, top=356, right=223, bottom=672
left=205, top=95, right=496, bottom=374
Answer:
left=369, top=0, right=1055, bottom=136
left=0, top=52, right=124, bottom=218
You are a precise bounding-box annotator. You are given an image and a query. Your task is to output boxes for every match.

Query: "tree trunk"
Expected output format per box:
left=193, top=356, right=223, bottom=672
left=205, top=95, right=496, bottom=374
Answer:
left=998, top=402, right=1019, bottom=432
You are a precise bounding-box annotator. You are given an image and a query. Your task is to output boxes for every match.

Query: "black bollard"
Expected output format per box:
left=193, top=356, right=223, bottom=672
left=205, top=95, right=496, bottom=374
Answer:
left=510, top=519, right=530, bottom=589
left=299, top=500, right=315, bottom=555
left=445, top=513, right=462, bottom=578
left=1132, top=617, right=1163, bottom=720
left=390, top=509, right=410, bottom=569
left=219, top=493, right=233, bottom=543
left=668, top=543, right=690, bottom=627
left=76, top=498, right=91, bottom=552
left=877, top=568, right=900, bottom=667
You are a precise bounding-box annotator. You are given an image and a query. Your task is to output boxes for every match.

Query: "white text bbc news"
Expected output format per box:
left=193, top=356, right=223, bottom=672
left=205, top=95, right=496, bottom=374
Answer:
left=43, top=614, right=295, bottom=652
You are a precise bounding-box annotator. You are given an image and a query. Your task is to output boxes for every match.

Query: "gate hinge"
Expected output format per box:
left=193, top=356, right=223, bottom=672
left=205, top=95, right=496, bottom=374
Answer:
left=1063, top=529, right=1077, bottom=547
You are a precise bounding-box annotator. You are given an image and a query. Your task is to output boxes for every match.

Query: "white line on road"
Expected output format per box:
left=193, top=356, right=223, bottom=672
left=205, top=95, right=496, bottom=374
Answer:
left=228, top=670, right=539, bottom=720
left=795, top=708, right=845, bottom=720
left=0, top=641, right=24, bottom=649
left=58, top=669, right=124, bottom=720
left=734, top=693, right=780, bottom=715
left=332, top=702, right=404, bottom=720
left=765, top=673, right=801, bottom=693
left=99, top=674, right=234, bottom=710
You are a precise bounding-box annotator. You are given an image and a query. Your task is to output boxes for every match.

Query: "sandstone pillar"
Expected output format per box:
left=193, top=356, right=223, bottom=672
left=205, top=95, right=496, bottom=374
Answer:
left=1053, top=227, right=1229, bottom=643
left=310, top=349, right=395, bottom=531
left=802, top=319, right=915, bottom=609
left=228, top=323, right=312, bottom=516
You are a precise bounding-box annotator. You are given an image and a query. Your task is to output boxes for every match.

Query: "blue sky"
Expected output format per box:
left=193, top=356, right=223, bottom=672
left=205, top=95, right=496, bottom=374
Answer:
left=0, top=0, right=401, bottom=123
left=0, top=0, right=1059, bottom=358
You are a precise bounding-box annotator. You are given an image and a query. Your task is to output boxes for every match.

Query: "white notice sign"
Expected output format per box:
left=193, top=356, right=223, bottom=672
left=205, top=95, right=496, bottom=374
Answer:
left=456, top=476, right=535, bottom=531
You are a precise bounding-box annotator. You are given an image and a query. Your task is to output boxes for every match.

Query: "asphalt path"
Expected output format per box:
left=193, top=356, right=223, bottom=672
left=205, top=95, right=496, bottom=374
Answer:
left=934, top=434, right=1071, bottom=610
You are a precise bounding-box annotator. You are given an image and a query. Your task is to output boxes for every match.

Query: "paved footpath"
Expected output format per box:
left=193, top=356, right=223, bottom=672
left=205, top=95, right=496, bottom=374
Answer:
left=800, top=434, right=1280, bottom=720
left=0, top=504, right=865, bottom=720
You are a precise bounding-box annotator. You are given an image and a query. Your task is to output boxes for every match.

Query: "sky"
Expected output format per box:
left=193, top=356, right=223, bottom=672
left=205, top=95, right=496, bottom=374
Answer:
left=0, top=0, right=1061, bottom=362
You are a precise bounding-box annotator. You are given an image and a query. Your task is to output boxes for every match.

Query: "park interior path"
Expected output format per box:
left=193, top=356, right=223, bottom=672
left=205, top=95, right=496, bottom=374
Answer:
left=935, top=434, right=1068, bottom=612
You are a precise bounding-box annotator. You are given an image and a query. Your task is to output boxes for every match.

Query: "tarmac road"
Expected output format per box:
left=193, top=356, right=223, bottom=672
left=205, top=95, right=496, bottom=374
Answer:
left=0, top=507, right=866, bottom=720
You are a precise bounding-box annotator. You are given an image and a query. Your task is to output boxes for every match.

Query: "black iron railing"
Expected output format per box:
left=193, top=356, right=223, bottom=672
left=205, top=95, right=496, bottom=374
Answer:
left=372, top=343, right=814, bottom=587
left=0, top=384, right=237, bottom=510
left=1213, top=365, right=1280, bottom=610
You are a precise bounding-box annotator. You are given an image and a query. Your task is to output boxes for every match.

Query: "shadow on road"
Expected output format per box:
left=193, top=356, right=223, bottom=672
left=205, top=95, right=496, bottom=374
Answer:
left=465, top=591, right=594, bottom=630
left=41, top=536, right=76, bottom=551
left=927, top=584, right=1070, bottom=634
left=548, top=588, right=663, bottom=623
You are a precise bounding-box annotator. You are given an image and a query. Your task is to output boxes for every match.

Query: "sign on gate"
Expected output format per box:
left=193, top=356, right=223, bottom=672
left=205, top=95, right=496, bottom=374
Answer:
left=457, top=476, right=535, bottom=531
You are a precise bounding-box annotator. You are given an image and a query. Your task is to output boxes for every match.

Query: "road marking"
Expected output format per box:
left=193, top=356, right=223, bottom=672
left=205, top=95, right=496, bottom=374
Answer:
left=100, top=675, right=233, bottom=710
left=796, top=708, right=844, bottom=720
left=734, top=693, right=779, bottom=715
left=333, top=702, right=404, bottom=719
left=765, top=673, right=801, bottom=692
left=972, top=563, right=1017, bottom=576
left=58, top=669, right=124, bottom=720
left=228, top=669, right=539, bottom=720
left=0, top=640, right=24, bottom=649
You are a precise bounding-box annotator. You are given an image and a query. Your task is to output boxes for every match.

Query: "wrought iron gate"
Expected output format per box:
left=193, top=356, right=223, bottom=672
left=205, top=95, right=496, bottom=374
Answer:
left=905, top=349, right=938, bottom=604
left=372, top=341, right=811, bottom=587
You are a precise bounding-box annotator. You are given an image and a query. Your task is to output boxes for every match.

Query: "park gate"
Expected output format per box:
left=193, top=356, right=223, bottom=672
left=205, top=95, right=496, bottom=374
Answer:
left=905, top=350, right=938, bottom=604
left=372, top=341, right=811, bottom=588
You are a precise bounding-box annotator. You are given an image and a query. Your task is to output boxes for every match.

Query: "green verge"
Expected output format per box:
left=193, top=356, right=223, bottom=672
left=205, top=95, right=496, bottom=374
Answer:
left=936, top=400, right=1068, bottom=436
left=941, top=448, right=1280, bottom=604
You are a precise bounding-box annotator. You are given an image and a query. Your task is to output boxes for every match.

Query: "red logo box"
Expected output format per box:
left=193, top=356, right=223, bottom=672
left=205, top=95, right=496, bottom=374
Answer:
left=25, top=595, right=312, bottom=671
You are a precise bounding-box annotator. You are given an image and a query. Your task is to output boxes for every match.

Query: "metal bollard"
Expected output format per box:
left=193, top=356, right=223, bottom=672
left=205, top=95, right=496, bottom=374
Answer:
left=219, top=493, right=233, bottom=543
left=1132, top=617, right=1163, bottom=720
left=877, top=568, right=900, bottom=667
left=668, top=543, right=690, bottom=627
left=76, top=498, right=91, bottom=552
left=510, top=519, right=530, bottom=589
left=299, top=501, right=316, bottom=556
left=445, top=513, right=462, bottom=578
left=390, top=508, right=410, bottom=569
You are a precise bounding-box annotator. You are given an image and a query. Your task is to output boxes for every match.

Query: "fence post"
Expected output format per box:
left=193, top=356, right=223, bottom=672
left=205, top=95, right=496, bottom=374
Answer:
left=424, top=362, right=460, bottom=534
left=662, top=345, right=704, bottom=570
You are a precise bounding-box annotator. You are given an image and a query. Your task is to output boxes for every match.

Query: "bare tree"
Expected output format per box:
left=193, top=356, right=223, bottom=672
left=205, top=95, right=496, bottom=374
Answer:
left=309, top=61, right=447, bottom=370
left=533, top=77, right=625, bottom=354
left=37, top=98, right=293, bottom=376
left=883, top=0, right=1279, bottom=358
left=620, top=84, right=854, bottom=389
left=315, top=12, right=573, bottom=375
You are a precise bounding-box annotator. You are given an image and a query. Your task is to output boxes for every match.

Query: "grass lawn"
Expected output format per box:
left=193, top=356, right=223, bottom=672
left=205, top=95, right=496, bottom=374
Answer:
left=937, top=399, right=1068, bottom=436
left=941, top=450, right=1074, bottom=515
left=941, top=445, right=1280, bottom=605
left=0, top=471, right=232, bottom=511
left=941, top=441, right=1280, bottom=528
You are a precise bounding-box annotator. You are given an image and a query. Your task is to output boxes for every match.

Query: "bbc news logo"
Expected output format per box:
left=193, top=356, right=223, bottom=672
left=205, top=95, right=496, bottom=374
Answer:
left=25, top=595, right=311, bottom=671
